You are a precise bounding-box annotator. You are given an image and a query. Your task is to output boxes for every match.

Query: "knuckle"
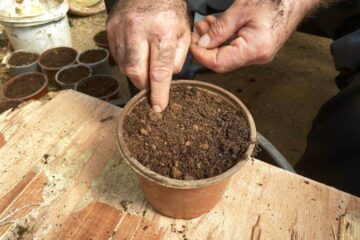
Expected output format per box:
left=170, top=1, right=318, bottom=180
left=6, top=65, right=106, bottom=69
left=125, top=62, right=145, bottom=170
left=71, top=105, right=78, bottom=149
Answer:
left=210, top=19, right=227, bottom=37
left=125, top=14, right=144, bottom=28
left=150, top=66, right=171, bottom=82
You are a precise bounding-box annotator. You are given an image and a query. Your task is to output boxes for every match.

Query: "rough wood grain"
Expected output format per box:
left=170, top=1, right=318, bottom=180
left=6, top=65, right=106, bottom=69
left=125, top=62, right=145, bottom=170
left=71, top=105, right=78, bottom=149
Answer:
left=0, top=90, right=359, bottom=240
left=339, top=214, right=360, bottom=240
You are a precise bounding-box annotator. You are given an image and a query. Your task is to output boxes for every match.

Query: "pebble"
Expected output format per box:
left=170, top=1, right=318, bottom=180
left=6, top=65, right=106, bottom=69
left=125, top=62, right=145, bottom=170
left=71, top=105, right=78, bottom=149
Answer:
left=172, top=167, right=182, bottom=178
left=140, top=128, right=148, bottom=136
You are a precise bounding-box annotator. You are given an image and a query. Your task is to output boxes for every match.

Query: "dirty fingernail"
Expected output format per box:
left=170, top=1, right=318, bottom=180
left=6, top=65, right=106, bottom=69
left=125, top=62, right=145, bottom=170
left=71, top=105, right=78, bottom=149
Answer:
left=152, top=105, right=162, bottom=113
left=198, top=33, right=210, bottom=47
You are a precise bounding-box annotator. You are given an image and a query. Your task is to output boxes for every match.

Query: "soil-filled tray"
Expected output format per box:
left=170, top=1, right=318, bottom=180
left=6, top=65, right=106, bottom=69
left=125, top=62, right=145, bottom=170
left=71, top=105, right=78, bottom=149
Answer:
left=58, top=65, right=91, bottom=84
left=124, top=85, right=250, bottom=180
left=117, top=80, right=256, bottom=219
left=79, top=49, right=107, bottom=63
left=2, top=72, right=48, bottom=101
left=94, top=30, right=108, bottom=47
left=39, top=47, right=77, bottom=69
left=8, top=52, right=39, bottom=66
left=75, top=75, right=119, bottom=100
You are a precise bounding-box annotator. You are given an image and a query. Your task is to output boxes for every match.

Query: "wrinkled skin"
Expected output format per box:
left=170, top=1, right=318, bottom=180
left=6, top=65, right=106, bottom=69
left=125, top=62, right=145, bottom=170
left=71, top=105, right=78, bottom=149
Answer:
left=107, top=0, right=325, bottom=111
left=107, top=0, right=190, bottom=112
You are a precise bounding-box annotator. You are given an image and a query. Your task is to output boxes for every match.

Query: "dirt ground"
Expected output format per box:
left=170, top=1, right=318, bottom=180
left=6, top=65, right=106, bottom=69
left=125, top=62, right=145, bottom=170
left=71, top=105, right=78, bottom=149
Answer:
left=0, top=12, right=338, bottom=166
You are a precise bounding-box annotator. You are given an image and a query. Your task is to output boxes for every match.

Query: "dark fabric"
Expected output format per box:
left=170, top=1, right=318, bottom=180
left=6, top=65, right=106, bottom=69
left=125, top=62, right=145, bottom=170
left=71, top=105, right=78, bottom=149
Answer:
left=295, top=72, right=360, bottom=196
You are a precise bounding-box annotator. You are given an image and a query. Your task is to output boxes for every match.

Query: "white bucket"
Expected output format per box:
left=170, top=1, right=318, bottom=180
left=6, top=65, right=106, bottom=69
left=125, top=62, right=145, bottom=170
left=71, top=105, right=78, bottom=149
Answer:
left=0, top=0, right=72, bottom=54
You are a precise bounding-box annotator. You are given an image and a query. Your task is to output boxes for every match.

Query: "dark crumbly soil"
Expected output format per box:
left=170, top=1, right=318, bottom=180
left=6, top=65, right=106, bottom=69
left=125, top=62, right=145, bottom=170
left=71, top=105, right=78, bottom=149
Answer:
left=0, top=100, right=21, bottom=114
left=79, top=49, right=107, bottom=63
left=94, top=30, right=108, bottom=45
left=124, top=85, right=251, bottom=180
left=8, top=52, right=39, bottom=66
left=5, top=74, right=45, bottom=98
left=77, top=76, right=118, bottom=97
left=58, top=65, right=90, bottom=84
left=40, top=48, right=77, bottom=68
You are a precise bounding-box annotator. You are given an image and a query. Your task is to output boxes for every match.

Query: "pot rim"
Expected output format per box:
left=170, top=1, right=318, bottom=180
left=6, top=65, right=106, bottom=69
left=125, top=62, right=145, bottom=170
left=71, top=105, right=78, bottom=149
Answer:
left=7, top=49, right=39, bottom=68
left=55, top=63, right=92, bottom=87
left=38, top=46, right=78, bottom=71
left=76, top=48, right=109, bottom=66
left=74, top=74, right=120, bottom=100
left=2, top=72, right=48, bottom=101
left=116, top=80, right=257, bottom=189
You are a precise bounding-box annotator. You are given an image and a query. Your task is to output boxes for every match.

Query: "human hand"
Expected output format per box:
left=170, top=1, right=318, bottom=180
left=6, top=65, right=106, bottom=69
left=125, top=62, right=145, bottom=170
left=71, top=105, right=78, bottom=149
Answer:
left=191, top=0, right=321, bottom=73
left=107, top=0, right=190, bottom=112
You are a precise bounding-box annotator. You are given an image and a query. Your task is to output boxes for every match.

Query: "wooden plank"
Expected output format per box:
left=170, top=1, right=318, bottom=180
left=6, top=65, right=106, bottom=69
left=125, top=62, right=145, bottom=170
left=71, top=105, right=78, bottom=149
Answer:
left=339, top=214, right=360, bottom=240
left=55, top=202, right=122, bottom=240
left=0, top=90, right=358, bottom=240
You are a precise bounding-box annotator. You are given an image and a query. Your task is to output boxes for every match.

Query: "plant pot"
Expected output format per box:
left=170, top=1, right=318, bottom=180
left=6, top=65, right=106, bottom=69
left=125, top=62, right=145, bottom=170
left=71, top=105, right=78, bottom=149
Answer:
left=55, top=64, right=92, bottom=89
left=7, top=49, right=40, bottom=77
left=0, top=100, right=22, bottom=114
left=75, top=75, right=120, bottom=101
left=93, top=30, right=117, bottom=66
left=38, top=47, right=78, bottom=88
left=77, top=48, right=109, bottom=75
left=2, top=72, right=48, bottom=101
left=116, top=80, right=257, bottom=219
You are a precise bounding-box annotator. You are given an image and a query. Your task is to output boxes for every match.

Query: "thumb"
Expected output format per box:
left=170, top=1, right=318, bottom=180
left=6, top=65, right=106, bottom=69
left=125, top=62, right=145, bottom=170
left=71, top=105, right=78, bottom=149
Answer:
left=197, top=5, right=244, bottom=49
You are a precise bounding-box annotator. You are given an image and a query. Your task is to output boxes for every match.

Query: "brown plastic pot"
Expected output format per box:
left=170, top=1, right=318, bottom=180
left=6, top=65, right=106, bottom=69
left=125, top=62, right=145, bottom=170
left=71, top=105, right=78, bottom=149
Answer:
left=38, top=47, right=78, bottom=88
left=93, top=30, right=117, bottom=66
left=75, top=75, right=120, bottom=101
left=2, top=72, right=48, bottom=101
left=116, top=80, right=256, bottom=219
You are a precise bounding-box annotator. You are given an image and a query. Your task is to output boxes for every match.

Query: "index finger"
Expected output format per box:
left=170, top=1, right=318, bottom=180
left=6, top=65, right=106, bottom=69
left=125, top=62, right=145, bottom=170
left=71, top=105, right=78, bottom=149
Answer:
left=149, top=36, right=176, bottom=112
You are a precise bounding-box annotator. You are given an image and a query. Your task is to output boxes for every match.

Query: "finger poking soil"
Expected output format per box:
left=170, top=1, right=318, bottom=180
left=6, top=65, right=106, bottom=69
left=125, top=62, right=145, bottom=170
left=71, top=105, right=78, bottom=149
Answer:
left=5, top=74, right=46, bottom=99
left=8, top=52, right=39, bottom=66
left=79, top=49, right=107, bottom=63
left=124, top=85, right=251, bottom=180
left=58, top=65, right=90, bottom=84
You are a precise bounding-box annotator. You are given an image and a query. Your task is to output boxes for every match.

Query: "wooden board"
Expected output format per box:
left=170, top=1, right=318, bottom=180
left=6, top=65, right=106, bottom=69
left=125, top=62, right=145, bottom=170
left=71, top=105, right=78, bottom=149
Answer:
left=339, top=214, right=360, bottom=240
left=0, top=90, right=359, bottom=240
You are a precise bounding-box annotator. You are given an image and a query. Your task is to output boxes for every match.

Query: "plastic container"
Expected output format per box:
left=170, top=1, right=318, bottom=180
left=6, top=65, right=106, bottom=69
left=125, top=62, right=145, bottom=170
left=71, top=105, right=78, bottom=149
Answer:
left=2, top=72, right=48, bottom=101
left=116, top=80, right=257, bottom=219
left=55, top=64, right=92, bottom=89
left=7, top=49, right=39, bottom=76
left=75, top=75, right=120, bottom=101
left=93, top=30, right=116, bottom=66
left=38, top=47, right=78, bottom=87
left=0, top=0, right=72, bottom=53
left=77, top=48, right=109, bottom=75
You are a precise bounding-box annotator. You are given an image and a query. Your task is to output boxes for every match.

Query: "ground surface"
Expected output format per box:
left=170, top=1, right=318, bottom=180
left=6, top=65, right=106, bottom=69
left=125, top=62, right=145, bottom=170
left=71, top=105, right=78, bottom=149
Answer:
left=0, top=12, right=338, bottom=165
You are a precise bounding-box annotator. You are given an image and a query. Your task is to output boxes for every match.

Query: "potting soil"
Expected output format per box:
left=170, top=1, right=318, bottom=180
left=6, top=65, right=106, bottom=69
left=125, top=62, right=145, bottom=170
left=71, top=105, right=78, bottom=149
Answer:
left=40, top=49, right=77, bottom=68
left=77, top=76, right=118, bottom=97
left=5, top=74, right=45, bottom=98
left=58, top=65, right=90, bottom=84
left=79, top=49, right=107, bottom=63
left=124, top=85, right=251, bottom=180
left=8, top=52, right=39, bottom=66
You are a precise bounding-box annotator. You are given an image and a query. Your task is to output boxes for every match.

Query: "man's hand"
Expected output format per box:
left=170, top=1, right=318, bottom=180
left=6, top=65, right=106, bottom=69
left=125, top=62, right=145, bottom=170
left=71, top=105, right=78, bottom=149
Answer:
left=191, top=0, right=322, bottom=73
left=107, top=0, right=190, bottom=112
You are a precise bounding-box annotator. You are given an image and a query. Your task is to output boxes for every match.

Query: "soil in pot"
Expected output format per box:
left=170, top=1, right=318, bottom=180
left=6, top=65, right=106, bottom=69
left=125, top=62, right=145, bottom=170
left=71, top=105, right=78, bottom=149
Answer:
left=8, top=52, right=39, bottom=66
left=124, top=85, right=251, bottom=180
left=79, top=49, right=107, bottom=64
left=77, top=76, right=118, bottom=97
left=40, top=48, right=77, bottom=68
left=0, top=100, right=21, bottom=114
left=94, top=30, right=108, bottom=45
left=5, top=74, right=46, bottom=99
left=58, top=65, right=90, bottom=84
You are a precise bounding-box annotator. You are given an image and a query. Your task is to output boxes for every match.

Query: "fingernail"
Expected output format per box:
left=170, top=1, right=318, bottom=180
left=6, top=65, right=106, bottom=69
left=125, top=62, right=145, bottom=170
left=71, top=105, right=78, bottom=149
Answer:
left=198, top=33, right=210, bottom=47
left=152, top=105, right=162, bottom=113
